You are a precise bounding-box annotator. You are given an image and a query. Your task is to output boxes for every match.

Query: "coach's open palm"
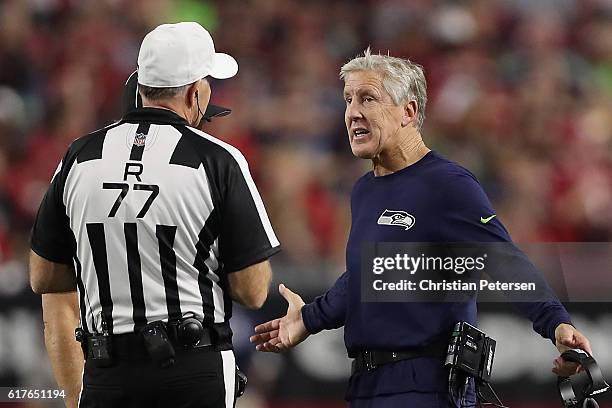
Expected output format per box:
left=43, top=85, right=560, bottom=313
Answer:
left=250, top=284, right=309, bottom=352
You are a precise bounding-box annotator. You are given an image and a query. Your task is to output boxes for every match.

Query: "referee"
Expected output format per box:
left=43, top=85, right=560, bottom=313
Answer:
left=30, top=22, right=280, bottom=408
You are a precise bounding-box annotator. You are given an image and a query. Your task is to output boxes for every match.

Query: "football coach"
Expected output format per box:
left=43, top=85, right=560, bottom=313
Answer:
left=30, top=22, right=280, bottom=408
left=250, top=49, right=592, bottom=407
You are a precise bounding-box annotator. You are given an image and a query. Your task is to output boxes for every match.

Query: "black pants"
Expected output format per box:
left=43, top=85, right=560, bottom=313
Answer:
left=79, top=348, right=237, bottom=408
left=348, top=390, right=476, bottom=408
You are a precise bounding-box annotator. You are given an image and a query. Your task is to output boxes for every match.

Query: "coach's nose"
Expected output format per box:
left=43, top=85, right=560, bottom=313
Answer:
left=345, top=100, right=364, bottom=125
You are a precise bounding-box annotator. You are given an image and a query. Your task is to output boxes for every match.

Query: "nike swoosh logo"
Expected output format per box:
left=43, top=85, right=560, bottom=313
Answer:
left=480, top=214, right=496, bottom=224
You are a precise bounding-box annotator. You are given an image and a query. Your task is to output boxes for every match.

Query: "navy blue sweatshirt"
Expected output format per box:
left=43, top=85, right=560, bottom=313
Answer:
left=301, top=151, right=572, bottom=399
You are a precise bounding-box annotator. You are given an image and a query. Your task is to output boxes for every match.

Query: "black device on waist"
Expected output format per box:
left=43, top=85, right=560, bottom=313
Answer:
left=142, top=320, right=176, bottom=368
left=445, top=322, right=506, bottom=408
left=558, top=349, right=609, bottom=408
left=445, top=321, right=496, bottom=384
left=141, top=313, right=213, bottom=367
left=75, top=313, right=114, bottom=367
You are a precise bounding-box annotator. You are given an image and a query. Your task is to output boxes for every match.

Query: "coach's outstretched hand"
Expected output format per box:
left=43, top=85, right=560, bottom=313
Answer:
left=553, top=323, right=593, bottom=377
left=250, top=284, right=309, bottom=352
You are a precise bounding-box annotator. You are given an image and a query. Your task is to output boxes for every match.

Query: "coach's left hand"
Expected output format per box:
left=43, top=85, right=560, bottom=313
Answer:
left=250, top=284, right=309, bottom=353
left=553, top=323, right=592, bottom=377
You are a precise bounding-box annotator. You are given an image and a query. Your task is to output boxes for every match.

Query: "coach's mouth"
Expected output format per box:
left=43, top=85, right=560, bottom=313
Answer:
left=351, top=127, right=370, bottom=141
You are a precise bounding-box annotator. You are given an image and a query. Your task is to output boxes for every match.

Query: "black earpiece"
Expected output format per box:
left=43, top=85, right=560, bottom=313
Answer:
left=194, top=90, right=205, bottom=124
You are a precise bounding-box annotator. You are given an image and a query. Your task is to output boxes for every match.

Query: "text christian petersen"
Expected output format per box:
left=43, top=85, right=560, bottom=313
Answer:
left=371, top=253, right=536, bottom=292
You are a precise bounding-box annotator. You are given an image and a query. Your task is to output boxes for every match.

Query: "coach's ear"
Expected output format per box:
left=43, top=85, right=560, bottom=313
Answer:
left=401, top=100, right=418, bottom=127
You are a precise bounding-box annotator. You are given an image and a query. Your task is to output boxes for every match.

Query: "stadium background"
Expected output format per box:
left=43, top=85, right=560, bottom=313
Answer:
left=0, top=0, right=611, bottom=407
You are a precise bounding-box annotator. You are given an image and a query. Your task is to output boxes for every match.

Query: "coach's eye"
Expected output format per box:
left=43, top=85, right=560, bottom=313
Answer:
left=363, top=96, right=374, bottom=103
left=345, top=97, right=352, bottom=104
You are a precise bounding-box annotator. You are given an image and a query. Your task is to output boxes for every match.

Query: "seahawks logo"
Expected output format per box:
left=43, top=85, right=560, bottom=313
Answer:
left=377, top=209, right=415, bottom=230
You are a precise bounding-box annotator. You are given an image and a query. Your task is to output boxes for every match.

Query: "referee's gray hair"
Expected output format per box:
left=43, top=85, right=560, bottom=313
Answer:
left=138, top=84, right=190, bottom=101
left=340, top=47, right=428, bottom=131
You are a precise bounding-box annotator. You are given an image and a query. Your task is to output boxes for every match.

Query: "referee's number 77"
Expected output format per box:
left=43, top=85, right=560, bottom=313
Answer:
left=102, top=182, right=159, bottom=218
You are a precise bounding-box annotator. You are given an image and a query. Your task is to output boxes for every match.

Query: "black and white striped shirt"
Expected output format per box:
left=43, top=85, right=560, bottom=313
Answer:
left=31, top=108, right=280, bottom=335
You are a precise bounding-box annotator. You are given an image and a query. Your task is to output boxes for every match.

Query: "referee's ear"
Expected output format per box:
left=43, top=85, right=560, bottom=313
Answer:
left=185, top=81, right=199, bottom=111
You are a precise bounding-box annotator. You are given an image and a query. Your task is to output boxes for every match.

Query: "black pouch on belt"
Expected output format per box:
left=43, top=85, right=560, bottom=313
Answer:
left=142, top=321, right=175, bottom=368
left=89, top=335, right=113, bottom=365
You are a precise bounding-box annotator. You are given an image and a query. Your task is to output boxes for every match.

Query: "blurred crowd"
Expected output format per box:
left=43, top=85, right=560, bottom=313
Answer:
left=0, top=0, right=611, bottom=287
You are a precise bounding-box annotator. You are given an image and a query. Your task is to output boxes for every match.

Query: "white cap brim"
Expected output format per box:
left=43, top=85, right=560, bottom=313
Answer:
left=209, top=53, right=238, bottom=79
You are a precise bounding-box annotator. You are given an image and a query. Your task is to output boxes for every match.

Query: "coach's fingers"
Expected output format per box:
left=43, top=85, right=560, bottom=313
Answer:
left=256, top=343, right=278, bottom=352
left=266, top=338, right=285, bottom=352
left=249, top=332, right=275, bottom=344
left=250, top=329, right=279, bottom=344
left=257, top=338, right=285, bottom=353
left=254, top=318, right=280, bottom=334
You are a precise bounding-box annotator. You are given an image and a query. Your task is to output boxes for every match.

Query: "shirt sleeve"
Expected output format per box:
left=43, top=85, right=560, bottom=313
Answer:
left=219, top=155, right=280, bottom=272
left=440, top=170, right=572, bottom=343
left=30, top=157, right=76, bottom=264
left=301, top=270, right=349, bottom=334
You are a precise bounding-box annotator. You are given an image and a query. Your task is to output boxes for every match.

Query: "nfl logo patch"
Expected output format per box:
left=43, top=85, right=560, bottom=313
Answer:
left=134, top=132, right=146, bottom=147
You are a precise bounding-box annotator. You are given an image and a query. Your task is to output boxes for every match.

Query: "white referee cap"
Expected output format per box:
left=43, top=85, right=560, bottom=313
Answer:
left=137, top=22, right=238, bottom=88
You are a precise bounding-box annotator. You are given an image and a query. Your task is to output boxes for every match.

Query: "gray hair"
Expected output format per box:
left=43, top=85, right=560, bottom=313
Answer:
left=138, top=84, right=190, bottom=101
left=340, top=48, right=427, bottom=131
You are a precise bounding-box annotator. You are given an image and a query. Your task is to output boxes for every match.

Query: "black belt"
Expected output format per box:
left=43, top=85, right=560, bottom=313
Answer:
left=81, top=322, right=231, bottom=361
left=352, top=338, right=448, bottom=373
